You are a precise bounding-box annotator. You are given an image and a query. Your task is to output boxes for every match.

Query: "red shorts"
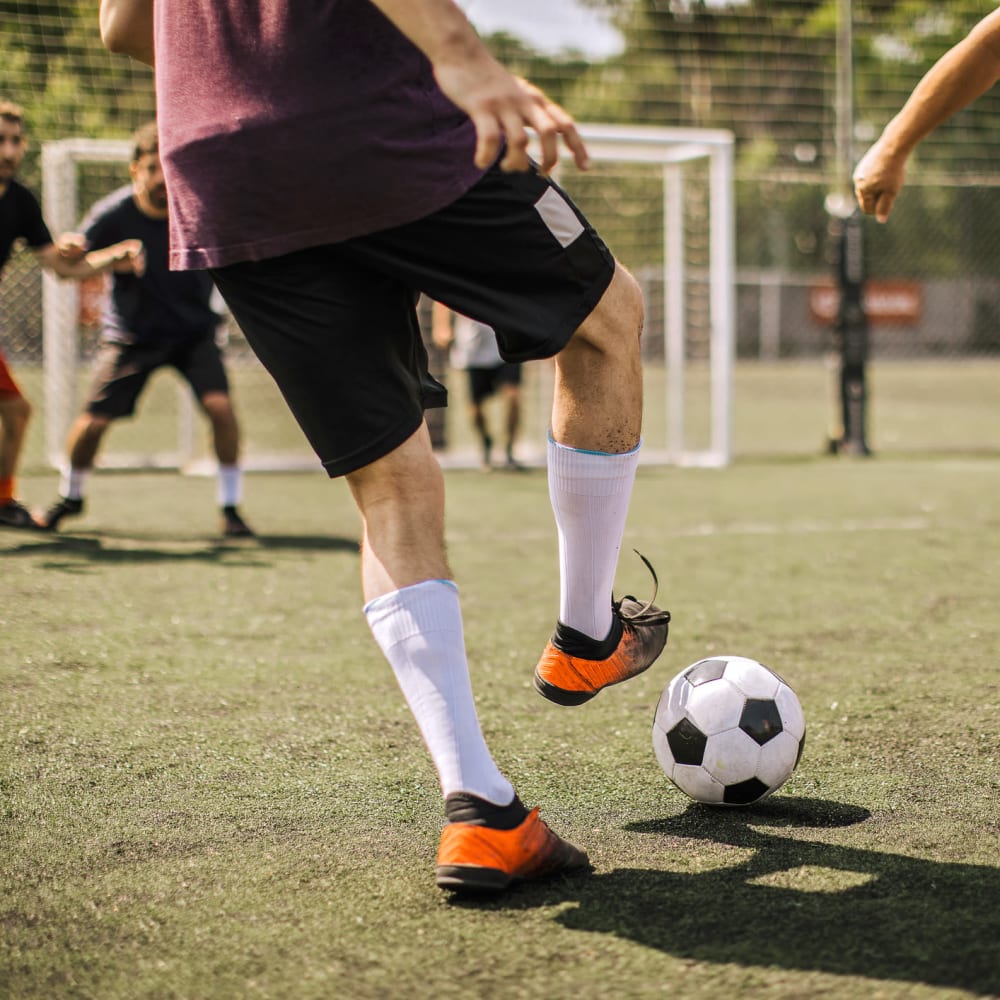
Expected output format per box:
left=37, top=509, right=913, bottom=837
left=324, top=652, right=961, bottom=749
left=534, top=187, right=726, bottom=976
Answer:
left=0, top=351, right=24, bottom=398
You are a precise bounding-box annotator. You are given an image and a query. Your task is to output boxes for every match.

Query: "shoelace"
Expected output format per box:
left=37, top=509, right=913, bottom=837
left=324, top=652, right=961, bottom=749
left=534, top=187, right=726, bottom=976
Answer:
left=614, top=550, right=671, bottom=626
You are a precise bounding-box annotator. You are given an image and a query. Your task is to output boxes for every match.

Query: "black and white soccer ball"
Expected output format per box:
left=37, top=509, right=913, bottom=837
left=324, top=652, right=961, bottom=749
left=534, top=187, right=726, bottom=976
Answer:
left=652, top=655, right=806, bottom=806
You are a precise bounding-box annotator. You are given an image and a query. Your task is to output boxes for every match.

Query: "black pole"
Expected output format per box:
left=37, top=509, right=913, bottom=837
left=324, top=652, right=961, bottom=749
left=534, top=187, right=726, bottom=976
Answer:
left=832, top=209, right=871, bottom=456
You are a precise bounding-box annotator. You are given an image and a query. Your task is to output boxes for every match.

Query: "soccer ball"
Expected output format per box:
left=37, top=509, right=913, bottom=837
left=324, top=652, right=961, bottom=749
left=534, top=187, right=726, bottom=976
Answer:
left=652, top=655, right=806, bottom=806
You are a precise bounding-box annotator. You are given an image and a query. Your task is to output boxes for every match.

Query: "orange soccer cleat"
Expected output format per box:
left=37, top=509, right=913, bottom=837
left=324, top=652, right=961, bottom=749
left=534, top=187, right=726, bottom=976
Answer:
left=436, top=797, right=590, bottom=893
left=533, top=556, right=670, bottom=706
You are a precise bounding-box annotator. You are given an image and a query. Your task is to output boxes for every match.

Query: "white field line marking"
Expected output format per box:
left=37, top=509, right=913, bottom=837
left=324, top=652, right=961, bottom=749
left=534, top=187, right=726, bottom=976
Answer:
left=671, top=516, right=933, bottom=538
left=448, top=515, right=934, bottom=544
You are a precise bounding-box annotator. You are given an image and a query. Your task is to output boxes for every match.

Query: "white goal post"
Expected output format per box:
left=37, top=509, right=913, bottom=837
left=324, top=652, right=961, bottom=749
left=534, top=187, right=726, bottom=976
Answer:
left=41, top=125, right=734, bottom=471
left=538, top=123, right=736, bottom=467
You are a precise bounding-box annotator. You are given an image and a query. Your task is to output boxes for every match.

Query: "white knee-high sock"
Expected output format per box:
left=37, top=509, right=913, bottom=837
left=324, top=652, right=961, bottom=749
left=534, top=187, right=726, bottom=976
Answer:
left=365, top=579, right=515, bottom=805
left=548, top=434, right=641, bottom=641
left=60, top=466, right=88, bottom=500
left=217, top=464, right=242, bottom=506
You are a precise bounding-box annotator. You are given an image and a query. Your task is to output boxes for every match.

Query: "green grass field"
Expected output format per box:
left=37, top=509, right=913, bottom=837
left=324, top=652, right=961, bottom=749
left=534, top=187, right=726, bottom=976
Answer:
left=2, top=362, right=999, bottom=999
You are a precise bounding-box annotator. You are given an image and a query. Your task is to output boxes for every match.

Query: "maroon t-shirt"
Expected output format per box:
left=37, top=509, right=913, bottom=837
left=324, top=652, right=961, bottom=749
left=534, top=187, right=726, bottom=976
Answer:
left=154, top=0, right=486, bottom=270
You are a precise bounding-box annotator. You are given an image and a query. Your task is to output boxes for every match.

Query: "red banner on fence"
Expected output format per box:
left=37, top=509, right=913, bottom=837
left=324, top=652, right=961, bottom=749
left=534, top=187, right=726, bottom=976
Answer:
left=810, top=280, right=923, bottom=325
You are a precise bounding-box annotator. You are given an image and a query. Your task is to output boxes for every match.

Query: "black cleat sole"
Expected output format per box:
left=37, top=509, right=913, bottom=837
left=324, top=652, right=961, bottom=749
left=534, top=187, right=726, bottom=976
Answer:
left=531, top=673, right=597, bottom=706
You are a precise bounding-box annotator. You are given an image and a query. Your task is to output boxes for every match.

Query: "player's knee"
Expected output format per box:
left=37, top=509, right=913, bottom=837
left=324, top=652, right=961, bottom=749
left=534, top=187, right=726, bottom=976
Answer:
left=569, top=263, right=644, bottom=359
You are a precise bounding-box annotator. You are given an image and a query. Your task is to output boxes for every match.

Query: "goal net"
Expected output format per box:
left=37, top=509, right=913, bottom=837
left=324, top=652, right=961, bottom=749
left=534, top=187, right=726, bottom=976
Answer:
left=40, top=124, right=734, bottom=472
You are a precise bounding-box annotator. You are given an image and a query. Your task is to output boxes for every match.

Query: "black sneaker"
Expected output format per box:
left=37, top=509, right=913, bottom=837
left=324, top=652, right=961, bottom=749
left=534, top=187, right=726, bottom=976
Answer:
left=222, top=505, right=255, bottom=538
left=0, top=499, right=41, bottom=530
left=39, top=496, right=84, bottom=531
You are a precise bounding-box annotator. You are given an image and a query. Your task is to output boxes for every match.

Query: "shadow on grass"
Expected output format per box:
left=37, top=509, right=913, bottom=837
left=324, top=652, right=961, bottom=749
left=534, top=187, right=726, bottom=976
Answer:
left=453, top=797, right=1000, bottom=996
left=0, top=530, right=358, bottom=569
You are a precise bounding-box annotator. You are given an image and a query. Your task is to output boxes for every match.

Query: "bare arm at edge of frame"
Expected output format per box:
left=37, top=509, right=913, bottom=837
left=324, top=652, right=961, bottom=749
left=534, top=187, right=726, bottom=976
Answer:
left=854, top=8, right=1000, bottom=223
left=100, top=0, right=154, bottom=66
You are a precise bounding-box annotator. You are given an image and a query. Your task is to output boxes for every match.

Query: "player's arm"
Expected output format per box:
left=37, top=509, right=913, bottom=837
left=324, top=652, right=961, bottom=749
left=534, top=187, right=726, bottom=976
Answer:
left=35, top=238, right=145, bottom=280
left=366, top=0, right=588, bottom=174
left=100, top=0, right=154, bottom=66
left=854, top=8, right=1000, bottom=222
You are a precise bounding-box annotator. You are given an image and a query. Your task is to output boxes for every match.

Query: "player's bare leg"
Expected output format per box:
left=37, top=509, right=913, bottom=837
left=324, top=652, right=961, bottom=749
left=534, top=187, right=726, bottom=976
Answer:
left=552, top=264, right=643, bottom=453
left=469, top=399, right=492, bottom=470
left=37, top=413, right=110, bottom=530
left=0, top=393, right=37, bottom=528
left=346, top=422, right=450, bottom=600
left=0, top=393, right=30, bottom=483
left=501, top=382, right=523, bottom=469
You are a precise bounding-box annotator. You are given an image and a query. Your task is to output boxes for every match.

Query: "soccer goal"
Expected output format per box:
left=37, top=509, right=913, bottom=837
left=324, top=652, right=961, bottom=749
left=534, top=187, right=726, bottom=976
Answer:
left=41, top=125, right=734, bottom=472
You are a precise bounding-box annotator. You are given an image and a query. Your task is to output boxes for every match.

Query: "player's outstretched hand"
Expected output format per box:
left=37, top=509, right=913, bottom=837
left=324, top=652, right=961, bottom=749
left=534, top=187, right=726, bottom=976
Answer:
left=56, top=232, right=88, bottom=261
left=853, top=142, right=907, bottom=223
left=433, top=56, right=588, bottom=175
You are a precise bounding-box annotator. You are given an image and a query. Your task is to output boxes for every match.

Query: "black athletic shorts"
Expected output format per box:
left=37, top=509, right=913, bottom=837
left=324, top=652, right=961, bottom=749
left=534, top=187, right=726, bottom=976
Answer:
left=210, top=162, right=615, bottom=478
left=468, top=362, right=522, bottom=405
left=84, top=332, right=229, bottom=419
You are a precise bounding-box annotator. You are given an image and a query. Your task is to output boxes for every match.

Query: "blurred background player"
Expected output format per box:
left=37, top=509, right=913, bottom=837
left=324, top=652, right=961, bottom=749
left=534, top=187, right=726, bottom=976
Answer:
left=432, top=300, right=525, bottom=470
left=39, top=121, right=253, bottom=538
left=0, top=98, right=143, bottom=530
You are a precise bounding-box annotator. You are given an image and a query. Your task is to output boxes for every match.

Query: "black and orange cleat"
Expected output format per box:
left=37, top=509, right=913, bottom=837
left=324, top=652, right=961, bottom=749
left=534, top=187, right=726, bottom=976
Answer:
left=533, top=552, right=670, bottom=706
left=436, top=793, right=590, bottom=893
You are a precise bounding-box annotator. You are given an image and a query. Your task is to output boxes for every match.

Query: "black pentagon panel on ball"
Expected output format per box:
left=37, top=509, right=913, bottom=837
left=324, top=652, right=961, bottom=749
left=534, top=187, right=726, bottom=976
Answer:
left=666, top=717, right=708, bottom=766
left=740, top=698, right=784, bottom=745
left=723, top=777, right=770, bottom=805
left=684, top=658, right=728, bottom=686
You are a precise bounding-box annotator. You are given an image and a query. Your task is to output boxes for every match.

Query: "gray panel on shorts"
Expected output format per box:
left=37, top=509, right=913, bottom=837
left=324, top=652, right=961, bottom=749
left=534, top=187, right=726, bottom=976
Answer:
left=534, top=187, right=584, bottom=248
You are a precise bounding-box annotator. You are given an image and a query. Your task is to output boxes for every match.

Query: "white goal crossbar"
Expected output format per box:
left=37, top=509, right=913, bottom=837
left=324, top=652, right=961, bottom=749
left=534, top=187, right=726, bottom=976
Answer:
left=42, top=125, right=735, bottom=470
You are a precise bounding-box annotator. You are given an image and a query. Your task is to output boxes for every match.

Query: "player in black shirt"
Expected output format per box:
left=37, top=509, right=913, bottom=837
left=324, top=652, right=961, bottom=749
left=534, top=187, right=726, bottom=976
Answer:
left=39, top=122, right=253, bottom=538
left=0, top=99, right=143, bottom=529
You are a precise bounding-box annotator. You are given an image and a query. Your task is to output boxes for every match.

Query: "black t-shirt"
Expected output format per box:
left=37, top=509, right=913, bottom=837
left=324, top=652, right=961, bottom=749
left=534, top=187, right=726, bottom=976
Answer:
left=0, top=180, right=53, bottom=273
left=82, top=185, right=218, bottom=343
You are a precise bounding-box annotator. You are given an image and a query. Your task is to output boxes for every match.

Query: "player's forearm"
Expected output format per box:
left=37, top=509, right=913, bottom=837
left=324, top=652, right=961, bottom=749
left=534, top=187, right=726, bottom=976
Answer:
left=100, top=0, right=154, bottom=65
left=37, top=240, right=141, bottom=280
left=875, top=10, right=1000, bottom=160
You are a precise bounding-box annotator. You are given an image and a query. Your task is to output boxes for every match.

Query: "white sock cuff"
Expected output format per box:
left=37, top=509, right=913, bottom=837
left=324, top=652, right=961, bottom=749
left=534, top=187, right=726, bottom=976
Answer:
left=547, top=434, right=641, bottom=496
left=217, top=464, right=242, bottom=506
left=364, top=579, right=461, bottom=648
left=61, top=466, right=87, bottom=500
